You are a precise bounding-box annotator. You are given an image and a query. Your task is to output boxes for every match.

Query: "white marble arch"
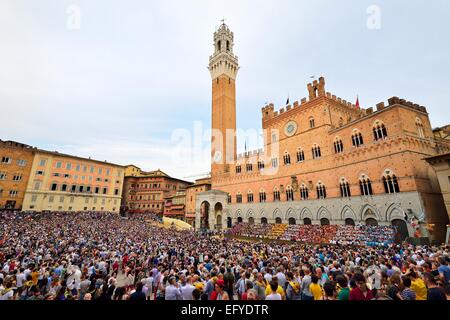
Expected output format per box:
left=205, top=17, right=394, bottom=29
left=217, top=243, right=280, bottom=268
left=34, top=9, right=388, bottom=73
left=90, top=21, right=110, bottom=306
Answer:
left=341, top=205, right=357, bottom=221
left=273, top=208, right=283, bottom=220
left=246, top=209, right=255, bottom=220
left=317, top=206, right=331, bottom=221
left=386, top=204, right=406, bottom=222
left=259, top=209, right=268, bottom=220
left=285, top=207, right=298, bottom=220
left=300, top=207, right=313, bottom=221
left=361, top=204, right=381, bottom=221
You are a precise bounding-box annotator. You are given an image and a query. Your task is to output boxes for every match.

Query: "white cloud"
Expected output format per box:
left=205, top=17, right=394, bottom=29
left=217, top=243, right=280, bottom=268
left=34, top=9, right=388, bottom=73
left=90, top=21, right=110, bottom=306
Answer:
left=0, top=0, right=449, bottom=178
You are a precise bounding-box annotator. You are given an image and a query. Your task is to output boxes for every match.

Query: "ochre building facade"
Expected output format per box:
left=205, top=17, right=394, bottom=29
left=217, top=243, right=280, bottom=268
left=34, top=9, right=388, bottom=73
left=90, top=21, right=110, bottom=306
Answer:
left=121, top=166, right=192, bottom=214
left=0, top=140, right=35, bottom=210
left=196, top=23, right=450, bottom=242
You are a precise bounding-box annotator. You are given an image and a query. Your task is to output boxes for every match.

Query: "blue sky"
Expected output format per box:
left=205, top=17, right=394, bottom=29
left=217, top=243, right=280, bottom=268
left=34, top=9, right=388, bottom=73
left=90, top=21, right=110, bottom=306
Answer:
left=0, top=0, right=449, bottom=179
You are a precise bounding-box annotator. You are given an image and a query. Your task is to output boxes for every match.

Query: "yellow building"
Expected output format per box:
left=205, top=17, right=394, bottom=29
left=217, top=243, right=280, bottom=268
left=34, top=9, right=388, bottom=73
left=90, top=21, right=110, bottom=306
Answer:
left=22, top=149, right=124, bottom=213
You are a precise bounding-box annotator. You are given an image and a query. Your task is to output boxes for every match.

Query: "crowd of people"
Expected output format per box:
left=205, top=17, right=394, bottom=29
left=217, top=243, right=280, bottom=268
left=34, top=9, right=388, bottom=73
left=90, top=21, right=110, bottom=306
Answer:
left=228, top=223, right=397, bottom=246
left=0, top=211, right=449, bottom=301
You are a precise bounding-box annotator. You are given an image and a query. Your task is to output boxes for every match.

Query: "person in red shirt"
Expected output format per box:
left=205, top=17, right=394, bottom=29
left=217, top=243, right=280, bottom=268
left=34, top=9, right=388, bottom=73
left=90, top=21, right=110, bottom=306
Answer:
left=112, top=260, right=119, bottom=274
left=9, top=260, right=16, bottom=273
left=349, top=273, right=373, bottom=301
left=122, top=254, right=129, bottom=270
left=210, top=280, right=229, bottom=301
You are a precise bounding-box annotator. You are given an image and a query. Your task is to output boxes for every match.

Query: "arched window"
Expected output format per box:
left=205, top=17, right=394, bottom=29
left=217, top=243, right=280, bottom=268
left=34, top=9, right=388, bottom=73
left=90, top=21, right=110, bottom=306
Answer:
left=261, top=217, right=268, bottom=224
left=259, top=189, right=267, bottom=203
left=340, top=178, right=351, bottom=198
left=352, top=129, right=364, bottom=147
left=320, top=218, right=330, bottom=226
left=275, top=217, right=283, bottom=224
left=312, top=144, right=321, bottom=159
left=272, top=133, right=278, bottom=143
left=286, top=185, right=294, bottom=201
left=257, top=160, right=265, bottom=170
left=316, top=182, right=327, bottom=199
left=359, top=174, right=373, bottom=196
left=300, top=184, right=309, bottom=200
left=334, top=137, right=344, bottom=154
left=373, top=120, right=388, bottom=141
left=227, top=217, right=232, bottom=228
left=246, top=162, right=253, bottom=172
left=383, top=170, right=400, bottom=194
left=217, top=40, right=221, bottom=51
left=416, top=118, right=425, bottom=138
left=296, top=148, right=305, bottom=162
left=247, top=191, right=254, bottom=203
left=273, top=187, right=281, bottom=202
left=283, top=152, right=291, bottom=165
left=227, top=194, right=232, bottom=204
left=288, top=218, right=296, bottom=225
left=309, top=117, right=315, bottom=128
left=236, top=192, right=242, bottom=203
left=271, top=157, right=278, bottom=168
left=235, top=165, right=242, bottom=174
left=226, top=40, right=230, bottom=52
left=303, top=218, right=312, bottom=225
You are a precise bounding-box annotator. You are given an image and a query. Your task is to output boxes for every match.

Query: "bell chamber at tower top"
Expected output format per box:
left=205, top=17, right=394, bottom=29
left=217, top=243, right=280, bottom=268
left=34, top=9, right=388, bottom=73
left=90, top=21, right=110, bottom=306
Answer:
left=209, top=23, right=239, bottom=81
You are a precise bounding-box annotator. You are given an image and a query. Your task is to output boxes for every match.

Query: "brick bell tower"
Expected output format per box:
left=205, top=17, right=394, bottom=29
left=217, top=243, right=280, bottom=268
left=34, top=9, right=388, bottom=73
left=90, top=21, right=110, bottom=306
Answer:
left=209, top=22, right=239, bottom=179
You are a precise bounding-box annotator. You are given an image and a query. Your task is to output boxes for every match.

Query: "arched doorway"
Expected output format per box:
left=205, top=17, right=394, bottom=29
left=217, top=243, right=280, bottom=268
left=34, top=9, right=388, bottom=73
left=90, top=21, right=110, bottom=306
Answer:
left=392, top=219, right=409, bottom=242
left=237, top=217, right=243, bottom=224
left=200, top=201, right=210, bottom=230
left=366, top=218, right=378, bottom=226
left=303, top=218, right=312, bottom=225
left=216, top=215, right=222, bottom=230
left=288, top=218, right=296, bottom=225
left=248, top=217, right=255, bottom=225
left=320, top=218, right=330, bottom=226
left=261, top=217, right=268, bottom=224
left=345, top=218, right=355, bottom=226
left=275, top=217, right=282, bottom=224
left=214, top=203, right=223, bottom=230
left=227, top=217, right=232, bottom=228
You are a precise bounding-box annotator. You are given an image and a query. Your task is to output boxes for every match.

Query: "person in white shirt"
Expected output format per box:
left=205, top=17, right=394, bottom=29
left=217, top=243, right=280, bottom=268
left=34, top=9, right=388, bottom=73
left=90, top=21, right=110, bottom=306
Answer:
left=165, top=277, right=182, bottom=300
left=16, top=269, right=26, bottom=293
left=180, top=276, right=196, bottom=300
left=264, top=269, right=273, bottom=284
left=265, top=282, right=282, bottom=300
left=2, top=262, right=9, bottom=274
left=0, top=281, right=14, bottom=301
left=142, top=272, right=154, bottom=300
left=275, top=267, right=286, bottom=289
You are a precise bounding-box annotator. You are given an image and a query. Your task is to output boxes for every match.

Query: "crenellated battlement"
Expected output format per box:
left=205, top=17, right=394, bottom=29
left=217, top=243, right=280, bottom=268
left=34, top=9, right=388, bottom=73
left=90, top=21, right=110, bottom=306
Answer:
left=261, top=77, right=364, bottom=123
left=259, top=79, right=427, bottom=126
left=237, top=149, right=264, bottom=161
left=307, top=76, right=326, bottom=100
left=387, top=97, right=427, bottom=113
